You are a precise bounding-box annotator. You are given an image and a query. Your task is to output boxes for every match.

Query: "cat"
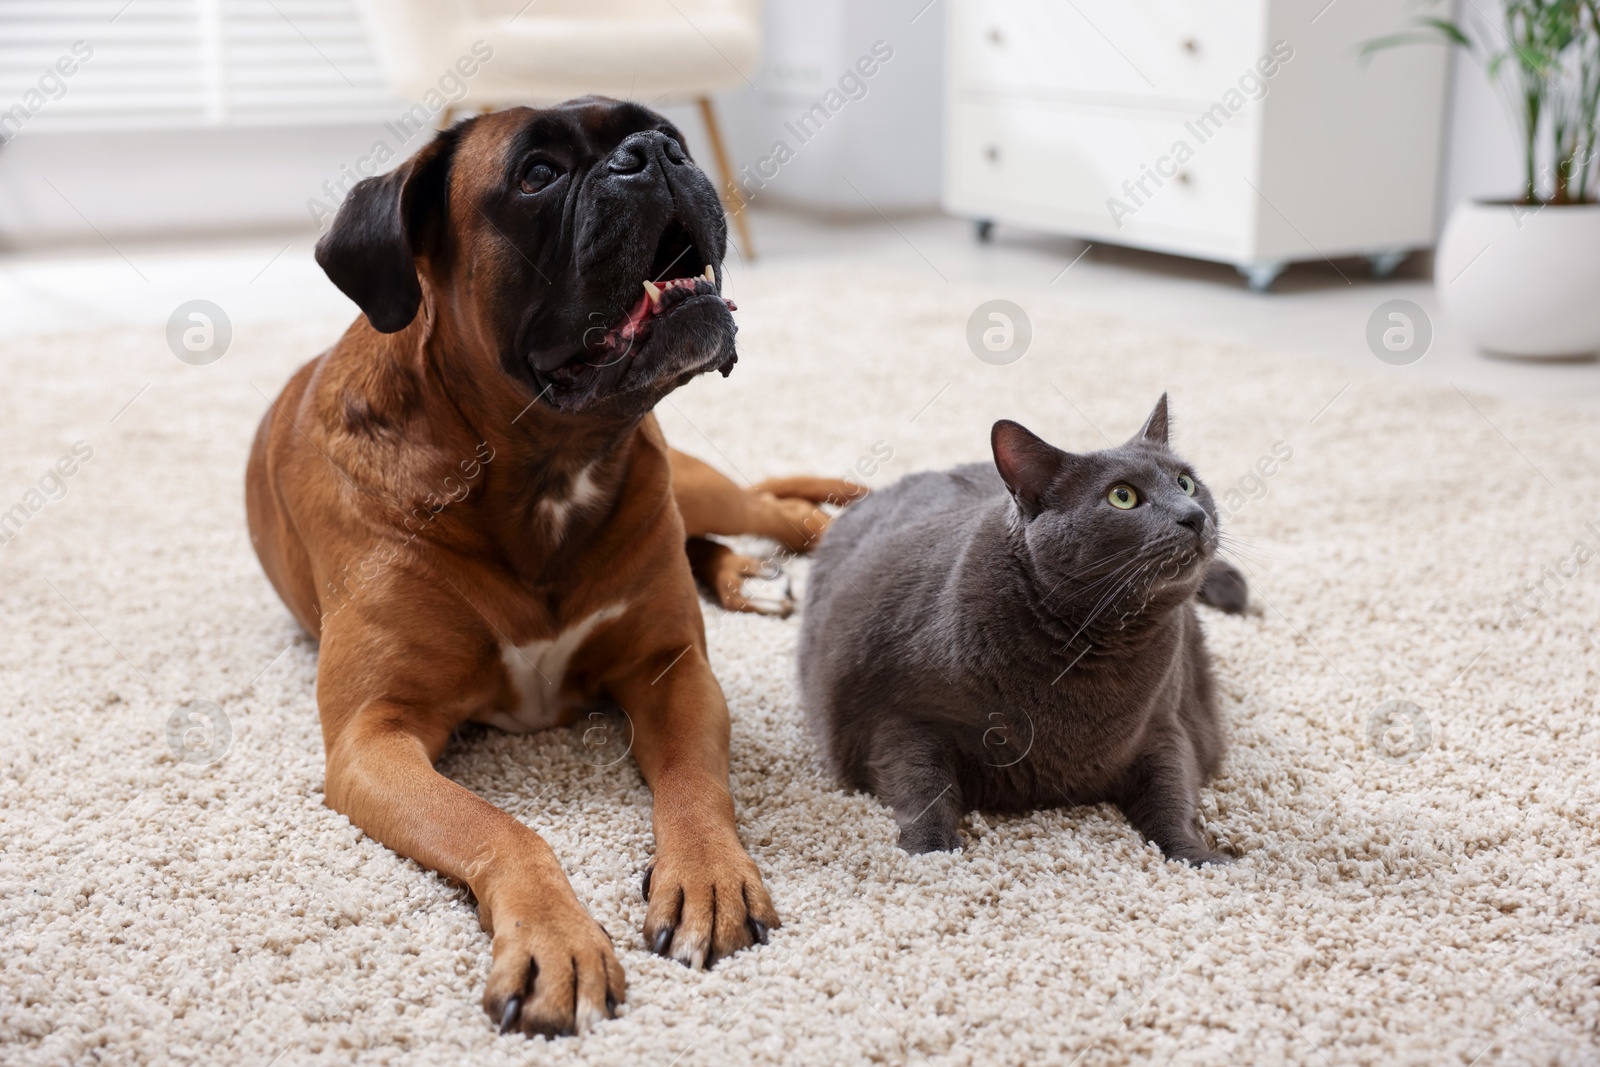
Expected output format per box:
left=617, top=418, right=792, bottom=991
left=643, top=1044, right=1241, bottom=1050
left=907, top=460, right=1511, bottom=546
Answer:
left=798, top=395, right=1244, bottom=863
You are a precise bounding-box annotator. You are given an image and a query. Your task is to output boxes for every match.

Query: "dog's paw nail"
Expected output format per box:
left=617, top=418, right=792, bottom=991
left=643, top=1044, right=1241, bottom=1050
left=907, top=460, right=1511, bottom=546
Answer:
left=499, top=995, right=523, bottom=1035
left=747, top=918, right=769, bottom=946
left=640, top=865, right=653, bottom=902
left=651, top=926, right=674, bottom=956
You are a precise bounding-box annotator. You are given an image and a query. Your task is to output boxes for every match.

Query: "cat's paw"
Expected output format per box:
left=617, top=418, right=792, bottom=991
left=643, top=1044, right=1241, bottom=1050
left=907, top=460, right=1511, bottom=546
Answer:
left=1171, top=847, right=1234, bottom=867
left=1198, top=560, right=1248, bottom=614
left=897, top=821, right=962, bottom=855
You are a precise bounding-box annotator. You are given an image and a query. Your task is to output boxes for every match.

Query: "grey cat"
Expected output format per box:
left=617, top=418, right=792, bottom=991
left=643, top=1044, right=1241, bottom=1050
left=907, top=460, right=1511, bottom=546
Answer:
left=798, top=395, right=1245, bottom=863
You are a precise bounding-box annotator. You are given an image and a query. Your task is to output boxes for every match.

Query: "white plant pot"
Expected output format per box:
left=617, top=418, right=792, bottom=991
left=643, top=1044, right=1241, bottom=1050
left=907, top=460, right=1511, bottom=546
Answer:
left=1434, top=198, right=1600, bottom=358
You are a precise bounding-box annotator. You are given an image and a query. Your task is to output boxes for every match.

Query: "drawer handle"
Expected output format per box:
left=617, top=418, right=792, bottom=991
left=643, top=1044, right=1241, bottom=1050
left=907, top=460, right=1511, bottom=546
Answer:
left=1181, top=37, right=1200, bottom=55
left=987, top=26, right=1004, bottom=46
left=1176, top=170, right=1193, bottom=186
left=985, top=145, right=1001, bottom=164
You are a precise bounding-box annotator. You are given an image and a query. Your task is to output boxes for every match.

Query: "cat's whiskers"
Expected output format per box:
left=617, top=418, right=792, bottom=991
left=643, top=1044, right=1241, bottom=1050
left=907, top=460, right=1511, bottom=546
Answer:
left=1215, top=531, right=1272, bottom=576
left=1035, top=539, right=1154, bottom=607
left=1066, top=533, right=1192, bottom=604
left=1050, top=551, right=1169, bottom=664
left=1055, top=541, right=1168, bottom=601
left=1218, top=532, right=1268, bottom=560
left=1066, top=559, right=1155, bottom=620
left=1052, top=577, right=1154, bottom=670
left=1050, top=552, right=1150, bottom=617
left=1047, top=531, right=1208, bottom=665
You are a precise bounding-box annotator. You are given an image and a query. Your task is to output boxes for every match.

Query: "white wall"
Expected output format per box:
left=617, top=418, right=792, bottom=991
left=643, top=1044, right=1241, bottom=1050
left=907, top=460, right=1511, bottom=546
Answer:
left=1437, top=0, right=1522, bottom=214
left=717, top=0, right=946, bottom=214
left=0, top=124, right=396, bottom=245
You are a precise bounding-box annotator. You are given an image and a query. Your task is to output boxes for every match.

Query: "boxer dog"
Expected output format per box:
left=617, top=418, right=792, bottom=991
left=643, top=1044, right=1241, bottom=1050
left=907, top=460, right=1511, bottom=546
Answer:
left=246, top=98, right=855, bottom=1038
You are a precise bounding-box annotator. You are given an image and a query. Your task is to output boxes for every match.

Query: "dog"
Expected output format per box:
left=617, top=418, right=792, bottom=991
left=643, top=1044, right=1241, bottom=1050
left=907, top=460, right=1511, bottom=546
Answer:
left=245, top=98, right=857, bottom=1037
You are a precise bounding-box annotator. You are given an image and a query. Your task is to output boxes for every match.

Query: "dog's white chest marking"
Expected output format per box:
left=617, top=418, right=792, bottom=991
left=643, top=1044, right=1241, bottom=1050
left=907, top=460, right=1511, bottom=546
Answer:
left=484, top=604, right=627, bottom=733
left=538, top=463, right=604, bottom=539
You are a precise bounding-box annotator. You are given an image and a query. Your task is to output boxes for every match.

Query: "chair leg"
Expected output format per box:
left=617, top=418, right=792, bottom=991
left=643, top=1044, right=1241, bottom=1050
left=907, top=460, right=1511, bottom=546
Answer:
left=697, top=96, right=755, bottom=261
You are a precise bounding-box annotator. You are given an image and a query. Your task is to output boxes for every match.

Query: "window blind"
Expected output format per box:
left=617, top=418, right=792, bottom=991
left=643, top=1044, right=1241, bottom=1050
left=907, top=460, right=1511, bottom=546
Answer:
left=0, top=0, right=395, bottom=134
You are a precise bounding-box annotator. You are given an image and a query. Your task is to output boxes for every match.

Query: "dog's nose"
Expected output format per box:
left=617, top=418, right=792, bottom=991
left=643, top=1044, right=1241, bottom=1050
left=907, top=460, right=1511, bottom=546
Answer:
left=607, top=131, right=689, bottom=176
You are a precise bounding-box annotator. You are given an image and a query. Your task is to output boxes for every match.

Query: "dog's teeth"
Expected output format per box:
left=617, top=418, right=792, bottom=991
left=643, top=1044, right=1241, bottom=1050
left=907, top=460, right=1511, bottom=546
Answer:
left=642, top=280, right=662, bottom=308
left=703, top=265, right=715, bottom=284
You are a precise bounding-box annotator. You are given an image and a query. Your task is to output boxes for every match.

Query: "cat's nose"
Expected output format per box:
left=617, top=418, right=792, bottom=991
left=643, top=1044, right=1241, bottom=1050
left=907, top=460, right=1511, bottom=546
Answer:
left=1176, top=509, right=1208, bottom=537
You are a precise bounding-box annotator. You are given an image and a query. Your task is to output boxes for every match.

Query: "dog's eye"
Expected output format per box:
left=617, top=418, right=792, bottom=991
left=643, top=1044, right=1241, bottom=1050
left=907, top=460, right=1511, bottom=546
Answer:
left=1108, top=485, right=1138, bottom=510
left=521, top=161, right=558, bottom=194
left=1177, top=474, right=1196, bottom=496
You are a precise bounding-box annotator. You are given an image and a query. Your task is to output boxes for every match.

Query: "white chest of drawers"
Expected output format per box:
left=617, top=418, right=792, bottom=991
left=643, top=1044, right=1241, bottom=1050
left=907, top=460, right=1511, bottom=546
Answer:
left=942, top=0, right=1453, bottom=289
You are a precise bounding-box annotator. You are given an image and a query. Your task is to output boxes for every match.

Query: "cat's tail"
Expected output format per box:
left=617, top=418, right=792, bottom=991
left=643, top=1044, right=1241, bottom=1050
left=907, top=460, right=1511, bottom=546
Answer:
left=1199, top=559, right=1249, bottom=614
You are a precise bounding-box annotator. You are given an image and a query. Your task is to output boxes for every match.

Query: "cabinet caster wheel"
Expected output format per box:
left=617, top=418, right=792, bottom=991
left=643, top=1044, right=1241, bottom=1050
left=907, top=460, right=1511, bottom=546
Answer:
left=1238, top=260, right=1287, bottom=292
left=1367, top=249, right=1409, bottom=280
left=975, top=219, right=994, bottom=242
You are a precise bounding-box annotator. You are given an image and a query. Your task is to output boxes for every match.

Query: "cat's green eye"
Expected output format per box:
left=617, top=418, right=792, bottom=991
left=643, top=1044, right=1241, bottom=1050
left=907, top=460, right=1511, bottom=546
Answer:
left=1108, top=485, right=1138, bottom=510
left=1177, top=474, right=1196, bottom=496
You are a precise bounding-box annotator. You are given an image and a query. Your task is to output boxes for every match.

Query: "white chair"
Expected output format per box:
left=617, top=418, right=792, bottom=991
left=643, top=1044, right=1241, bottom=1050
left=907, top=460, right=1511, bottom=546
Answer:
left=358, top=0, right=761, bottom=257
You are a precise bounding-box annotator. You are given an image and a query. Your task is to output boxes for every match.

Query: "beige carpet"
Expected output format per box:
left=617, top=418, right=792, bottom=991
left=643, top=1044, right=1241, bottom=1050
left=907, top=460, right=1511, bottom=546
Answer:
left=2, top=262, right=1597, bottom=1066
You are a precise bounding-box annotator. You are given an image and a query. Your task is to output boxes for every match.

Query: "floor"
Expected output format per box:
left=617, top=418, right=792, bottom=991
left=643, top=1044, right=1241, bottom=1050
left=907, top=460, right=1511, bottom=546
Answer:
left=4, top=206, right=1599, bottom=411
left=5, top=261, right=1596, bottom=1065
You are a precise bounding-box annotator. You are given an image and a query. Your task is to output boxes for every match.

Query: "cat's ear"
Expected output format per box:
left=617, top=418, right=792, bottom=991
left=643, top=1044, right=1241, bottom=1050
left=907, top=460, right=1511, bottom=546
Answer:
left=992, top=420, right=1067, bottom=517
left=1131, top=393, right=1170, bottom=446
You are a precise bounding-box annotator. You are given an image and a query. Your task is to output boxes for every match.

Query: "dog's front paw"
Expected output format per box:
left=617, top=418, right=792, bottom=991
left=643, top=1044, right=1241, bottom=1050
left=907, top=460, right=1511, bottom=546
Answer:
left=482, top=897, right=625, bottom=1038
left=687, top=540, right=793, bottom=616
left=640, top=842, right=779, bottom=968
left=718, top=554, right=794, bottom=617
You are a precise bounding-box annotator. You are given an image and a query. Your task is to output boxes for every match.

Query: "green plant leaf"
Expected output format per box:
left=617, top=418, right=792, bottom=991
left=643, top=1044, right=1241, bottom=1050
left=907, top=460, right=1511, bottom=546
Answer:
left=1361, top=0, right=1600, bottom=203
left=1416, top=16, right=1474, bottom=47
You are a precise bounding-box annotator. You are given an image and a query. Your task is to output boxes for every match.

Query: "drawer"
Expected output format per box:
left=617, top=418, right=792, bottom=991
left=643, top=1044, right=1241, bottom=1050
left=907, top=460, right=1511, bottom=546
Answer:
left=951, top=0, right=1267, bottom=106
left=945, top=99, right=1259, bottom=254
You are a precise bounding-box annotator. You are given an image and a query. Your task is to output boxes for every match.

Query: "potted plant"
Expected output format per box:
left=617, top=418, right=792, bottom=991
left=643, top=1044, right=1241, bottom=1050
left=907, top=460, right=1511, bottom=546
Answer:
left=1368, top=1, right=1600, bottom=358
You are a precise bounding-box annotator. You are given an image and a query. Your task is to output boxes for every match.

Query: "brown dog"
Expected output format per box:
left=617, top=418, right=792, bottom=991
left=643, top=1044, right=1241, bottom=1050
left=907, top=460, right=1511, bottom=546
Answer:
left=245, top=98, right=855, bottom=1037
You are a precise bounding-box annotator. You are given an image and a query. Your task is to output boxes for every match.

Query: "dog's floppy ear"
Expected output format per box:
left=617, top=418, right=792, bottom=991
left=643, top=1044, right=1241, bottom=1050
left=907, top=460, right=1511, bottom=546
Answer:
left=314, top=129, right=458, bottom=333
